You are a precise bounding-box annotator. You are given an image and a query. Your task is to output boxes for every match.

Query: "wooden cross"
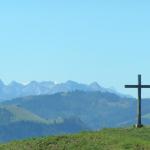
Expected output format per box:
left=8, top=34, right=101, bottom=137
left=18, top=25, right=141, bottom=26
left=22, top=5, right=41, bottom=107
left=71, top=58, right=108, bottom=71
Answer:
left=125, top=75, right=150, bottom=128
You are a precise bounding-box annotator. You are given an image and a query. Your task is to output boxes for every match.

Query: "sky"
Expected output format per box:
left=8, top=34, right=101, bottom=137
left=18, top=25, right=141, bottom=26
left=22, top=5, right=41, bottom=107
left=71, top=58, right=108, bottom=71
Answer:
left=0, top=0, right=150, bottom=97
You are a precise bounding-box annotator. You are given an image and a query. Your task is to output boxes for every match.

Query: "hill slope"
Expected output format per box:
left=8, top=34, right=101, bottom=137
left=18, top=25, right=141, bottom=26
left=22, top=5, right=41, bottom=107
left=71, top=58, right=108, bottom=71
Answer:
left=0, top=104, right=88, bottom=142
left=0, top=127, right=150, bottom=150
left=3, top=91, right=138, bottom=129
left=0, top=105, right=48, bottom=124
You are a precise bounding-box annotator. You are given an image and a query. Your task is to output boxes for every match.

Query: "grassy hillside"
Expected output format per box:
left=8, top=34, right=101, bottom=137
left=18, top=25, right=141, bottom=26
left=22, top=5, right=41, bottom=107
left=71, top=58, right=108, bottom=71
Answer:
left=0, top=105, right=49, bottom=124
left=0, top=104, right=88, bottom=142
left=1, top=127, right=150, bottom=150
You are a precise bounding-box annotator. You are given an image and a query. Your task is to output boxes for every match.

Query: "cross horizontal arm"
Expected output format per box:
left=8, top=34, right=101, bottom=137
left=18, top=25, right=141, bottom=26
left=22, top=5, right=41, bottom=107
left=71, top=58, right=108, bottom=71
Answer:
left=125, top=85, right=138, bottom=88
left=141, top=85, right=150, bottom=88
left=125, top=85, right=150, bottom=88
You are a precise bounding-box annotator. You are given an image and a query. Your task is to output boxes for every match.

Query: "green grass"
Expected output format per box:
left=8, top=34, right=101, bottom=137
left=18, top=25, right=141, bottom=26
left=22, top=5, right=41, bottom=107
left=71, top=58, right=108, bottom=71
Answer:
left=0, top=127, right=150, bottom=150
left=0, top=105, right=49, bottom=124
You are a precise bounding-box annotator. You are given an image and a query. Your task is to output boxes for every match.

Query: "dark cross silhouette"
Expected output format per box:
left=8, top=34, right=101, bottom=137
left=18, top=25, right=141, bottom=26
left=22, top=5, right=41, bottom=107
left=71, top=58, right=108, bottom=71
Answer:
left=125, top=75, right=150, bottom=128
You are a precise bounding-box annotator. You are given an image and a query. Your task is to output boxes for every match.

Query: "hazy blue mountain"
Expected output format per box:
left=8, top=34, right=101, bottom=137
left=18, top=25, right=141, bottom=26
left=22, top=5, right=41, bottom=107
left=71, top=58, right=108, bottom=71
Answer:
left=22, top=81, right=53, bottom=96
left=0, top=80, right=129, bottom=101
left=0, top=104, right=88, bottom=142
left=89, top=82, right=105, bottom=91
left=3, top=91, right=140, bottom=129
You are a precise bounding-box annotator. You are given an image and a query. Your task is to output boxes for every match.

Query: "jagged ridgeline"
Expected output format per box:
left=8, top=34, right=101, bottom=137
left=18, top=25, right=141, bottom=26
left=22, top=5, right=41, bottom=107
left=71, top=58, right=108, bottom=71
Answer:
left=0, top=80, right=125, bottom=101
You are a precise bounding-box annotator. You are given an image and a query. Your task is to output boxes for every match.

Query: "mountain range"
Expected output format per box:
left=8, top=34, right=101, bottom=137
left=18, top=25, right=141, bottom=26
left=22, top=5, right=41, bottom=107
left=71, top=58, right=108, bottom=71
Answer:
left=0, top=80, right=128, bottom=101
left=0, top=81, right=149, bottom=142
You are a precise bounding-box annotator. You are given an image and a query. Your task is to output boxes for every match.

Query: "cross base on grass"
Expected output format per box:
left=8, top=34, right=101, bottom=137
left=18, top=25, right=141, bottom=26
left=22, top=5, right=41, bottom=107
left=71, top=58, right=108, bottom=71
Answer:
left=135, top=124, right=143, bottom=128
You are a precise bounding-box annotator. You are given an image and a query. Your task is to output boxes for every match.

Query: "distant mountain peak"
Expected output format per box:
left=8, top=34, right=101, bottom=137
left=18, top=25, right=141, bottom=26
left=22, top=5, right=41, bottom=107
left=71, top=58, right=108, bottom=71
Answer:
left=28, top=81, right=39, bottom=85
left=9, top=81, right=23, bottom=87
left=40, top=81, right=55, bottom=84
left=0, top=80, right=5, bottom=87
left=66, top=80, right=78, bottom=85
left=90, top=82, right=100, bottom=87
left=89, top=82, right=105, bottom=92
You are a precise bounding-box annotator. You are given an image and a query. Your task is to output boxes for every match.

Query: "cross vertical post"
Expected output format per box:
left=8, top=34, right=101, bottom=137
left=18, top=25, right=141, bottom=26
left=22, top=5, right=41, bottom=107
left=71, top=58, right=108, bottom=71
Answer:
left=137, top=74, right=142, bottom=127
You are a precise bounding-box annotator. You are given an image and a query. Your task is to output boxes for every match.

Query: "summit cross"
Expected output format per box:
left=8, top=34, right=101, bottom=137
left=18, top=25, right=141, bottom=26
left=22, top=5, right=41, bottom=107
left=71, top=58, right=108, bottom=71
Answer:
left=125, top=74, right=150, bottom=128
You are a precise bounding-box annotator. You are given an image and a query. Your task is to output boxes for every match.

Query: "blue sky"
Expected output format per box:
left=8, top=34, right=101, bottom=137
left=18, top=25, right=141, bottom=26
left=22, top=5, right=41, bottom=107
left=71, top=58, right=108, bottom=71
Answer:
left=0, top=0, right=150, bottom=97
